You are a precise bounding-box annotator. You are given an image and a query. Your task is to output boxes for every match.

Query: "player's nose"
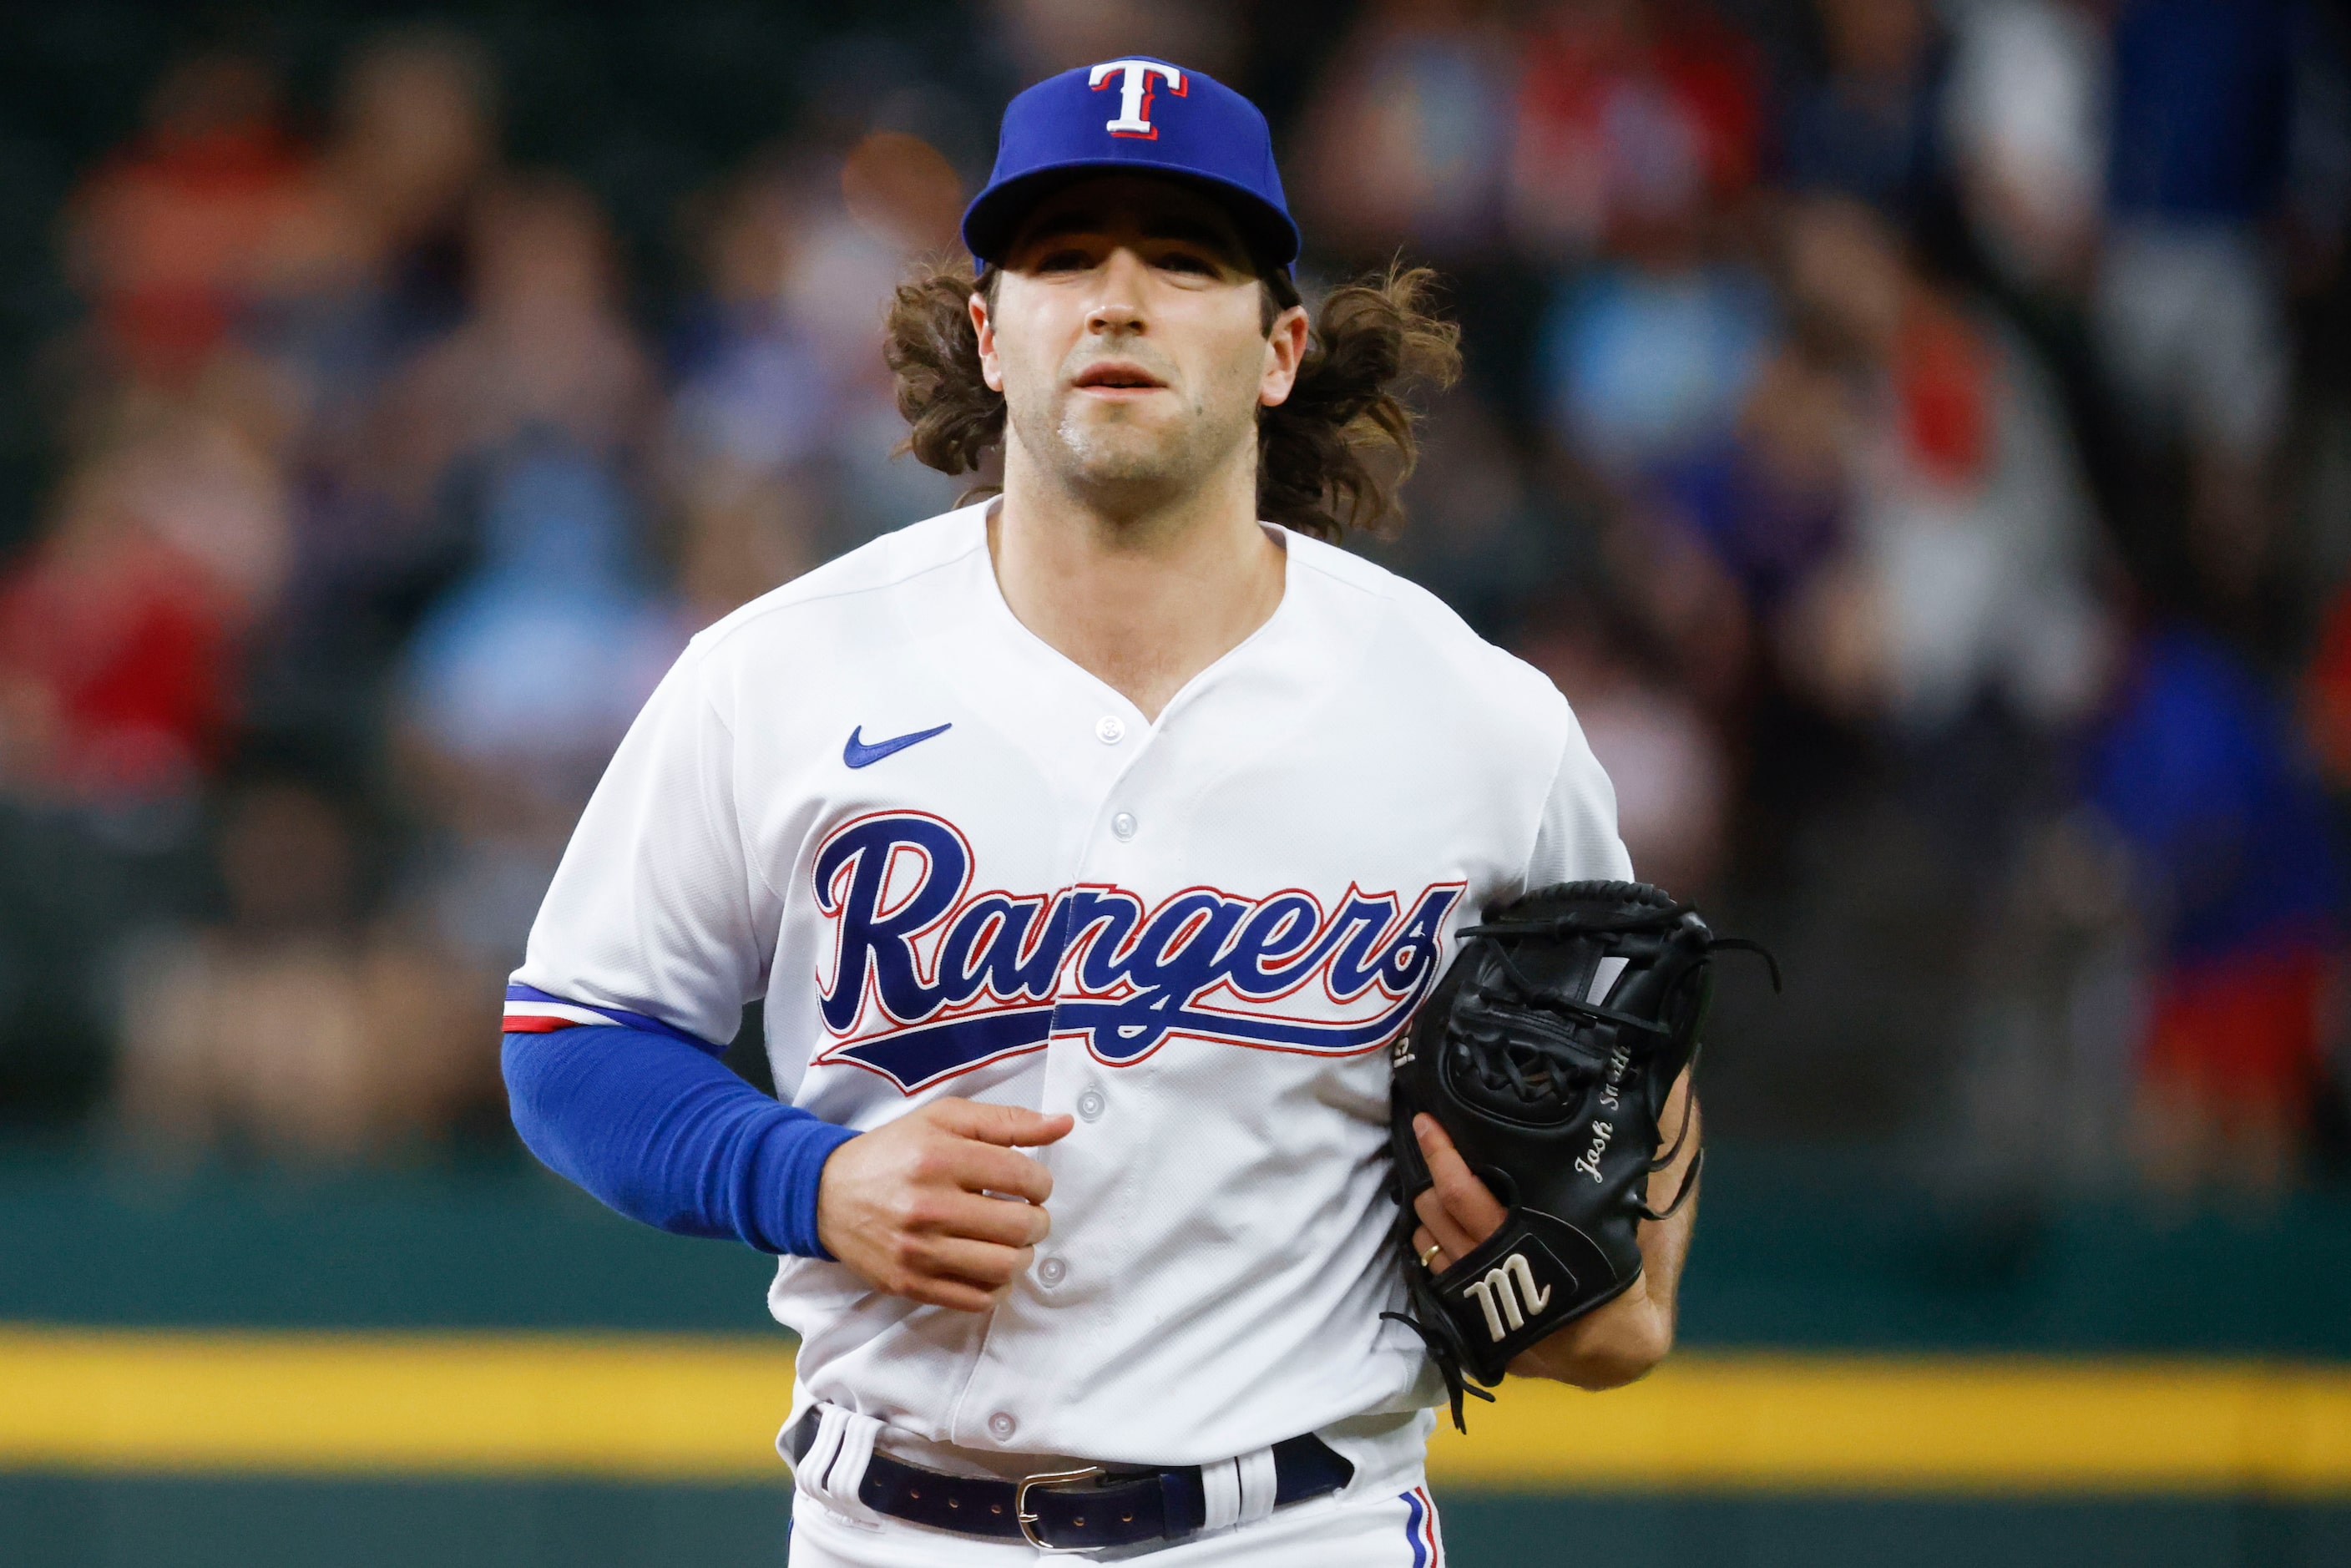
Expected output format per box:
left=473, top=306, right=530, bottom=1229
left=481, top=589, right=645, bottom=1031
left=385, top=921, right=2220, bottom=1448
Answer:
left=1084, top=248, right=1151, bottom=334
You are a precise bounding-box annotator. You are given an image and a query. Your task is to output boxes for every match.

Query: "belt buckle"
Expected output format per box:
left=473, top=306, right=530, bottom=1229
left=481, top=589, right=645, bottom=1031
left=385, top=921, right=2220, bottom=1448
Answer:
left=1014, top=1465, right=1109, bottom=1553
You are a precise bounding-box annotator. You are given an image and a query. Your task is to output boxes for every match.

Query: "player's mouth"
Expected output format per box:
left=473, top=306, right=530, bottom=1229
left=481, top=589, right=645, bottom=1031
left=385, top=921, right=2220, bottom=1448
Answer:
left=1071, top=360, right=1169, bottom=400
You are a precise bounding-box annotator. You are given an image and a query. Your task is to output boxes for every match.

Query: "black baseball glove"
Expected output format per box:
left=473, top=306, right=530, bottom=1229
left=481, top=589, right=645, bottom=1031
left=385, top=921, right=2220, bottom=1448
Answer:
left=1386, top=880, right=1774, bottom=1429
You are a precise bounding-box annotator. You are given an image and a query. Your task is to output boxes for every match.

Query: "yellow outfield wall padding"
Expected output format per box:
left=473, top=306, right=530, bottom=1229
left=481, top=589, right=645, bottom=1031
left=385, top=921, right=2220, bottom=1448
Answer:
left=1423, top=1353, right=2351, bottom=1496
left=2, top=1328, right=2348, bottom=1495
left=0, top=1329, right=796, bottom=1480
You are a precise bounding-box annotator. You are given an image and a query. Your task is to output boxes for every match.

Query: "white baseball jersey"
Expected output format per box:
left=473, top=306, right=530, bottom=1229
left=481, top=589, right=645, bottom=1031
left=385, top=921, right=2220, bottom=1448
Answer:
left=513, top=500, right=1631, bottom=1478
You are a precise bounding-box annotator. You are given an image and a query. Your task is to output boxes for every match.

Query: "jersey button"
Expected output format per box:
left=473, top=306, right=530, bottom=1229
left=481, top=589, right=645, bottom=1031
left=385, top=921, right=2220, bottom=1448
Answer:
left=988, top=1412, right=1018, bottom=1441
left=1111, top=812, right=1137, bottom=841
left=1095, top=715, right=1125, bottom=745
left=1037, top=1256, right=1067, bottom=1287
left=1075, top=1088, right=1105, bottom=1121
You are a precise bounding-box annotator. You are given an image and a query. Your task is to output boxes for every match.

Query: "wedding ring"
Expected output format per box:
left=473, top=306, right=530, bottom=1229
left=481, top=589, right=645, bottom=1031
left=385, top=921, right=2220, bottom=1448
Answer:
left=1418, top=1242, right=1444, bottom=1270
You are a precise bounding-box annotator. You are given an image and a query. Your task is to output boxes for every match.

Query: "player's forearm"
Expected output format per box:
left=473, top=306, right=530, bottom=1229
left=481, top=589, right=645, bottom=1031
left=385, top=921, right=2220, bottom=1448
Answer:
left=1632, top=1084, right=1700, bottom=1310
left=503, top=1025, right=856, bottom=1256
left=1518, top=1208, right=1691, bottom=1388
left=1520, top=1090, right=1698, bottom=1389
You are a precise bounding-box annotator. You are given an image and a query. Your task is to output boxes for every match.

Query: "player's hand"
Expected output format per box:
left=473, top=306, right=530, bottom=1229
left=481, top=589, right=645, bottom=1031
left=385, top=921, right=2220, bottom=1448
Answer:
left=1405, top=1112, right=1508, bottom=1293
left=817, top=1098, right=1074, bottom=1313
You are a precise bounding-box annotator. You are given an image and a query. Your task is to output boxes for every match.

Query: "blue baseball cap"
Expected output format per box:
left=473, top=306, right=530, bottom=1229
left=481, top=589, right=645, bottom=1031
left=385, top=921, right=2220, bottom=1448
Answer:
left=962, top=58, right=1300, bottom=271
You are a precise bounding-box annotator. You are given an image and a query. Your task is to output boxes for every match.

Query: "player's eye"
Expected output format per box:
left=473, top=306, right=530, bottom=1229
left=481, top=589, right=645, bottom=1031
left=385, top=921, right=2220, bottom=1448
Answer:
left=1034, top=246, right=1095, bottom=274
left=1155, top=250, right=1218, bottom=277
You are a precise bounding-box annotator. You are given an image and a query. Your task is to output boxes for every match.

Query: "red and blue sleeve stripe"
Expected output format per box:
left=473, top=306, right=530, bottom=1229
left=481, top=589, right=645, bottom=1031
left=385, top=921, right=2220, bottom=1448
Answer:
left=503, top=983, right=723, bottom=1055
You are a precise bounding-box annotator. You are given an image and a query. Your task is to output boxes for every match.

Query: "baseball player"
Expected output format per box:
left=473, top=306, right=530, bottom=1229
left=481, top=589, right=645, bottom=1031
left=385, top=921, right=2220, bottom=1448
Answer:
left=503, top=56, right=1697, bottom=1564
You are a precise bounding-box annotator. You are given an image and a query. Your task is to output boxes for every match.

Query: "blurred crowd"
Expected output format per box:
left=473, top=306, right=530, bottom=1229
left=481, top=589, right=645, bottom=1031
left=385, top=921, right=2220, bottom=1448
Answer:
left=2, top=0, right=2348, bottom=1207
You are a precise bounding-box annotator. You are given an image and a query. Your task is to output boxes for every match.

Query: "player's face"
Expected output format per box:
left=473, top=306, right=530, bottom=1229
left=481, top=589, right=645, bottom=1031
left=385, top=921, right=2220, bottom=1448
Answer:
left=975, top=176, right=1307, bottom=513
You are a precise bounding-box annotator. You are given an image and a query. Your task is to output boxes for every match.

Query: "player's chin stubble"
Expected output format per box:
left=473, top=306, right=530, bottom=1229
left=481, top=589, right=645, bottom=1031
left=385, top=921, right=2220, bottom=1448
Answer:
left=1009, top=357, right=1257, bottom=519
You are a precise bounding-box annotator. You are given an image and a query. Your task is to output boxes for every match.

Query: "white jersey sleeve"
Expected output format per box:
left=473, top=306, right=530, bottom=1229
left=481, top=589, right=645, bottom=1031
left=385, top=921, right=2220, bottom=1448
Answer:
left=509, top=637, right=778, bottom=1052
left=1521, top=704, right=1636, bottom=890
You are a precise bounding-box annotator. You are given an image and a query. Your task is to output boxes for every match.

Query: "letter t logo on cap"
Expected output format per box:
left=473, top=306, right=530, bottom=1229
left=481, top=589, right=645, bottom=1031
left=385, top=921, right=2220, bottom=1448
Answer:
left=1088, top=59, right=1187, bottom=139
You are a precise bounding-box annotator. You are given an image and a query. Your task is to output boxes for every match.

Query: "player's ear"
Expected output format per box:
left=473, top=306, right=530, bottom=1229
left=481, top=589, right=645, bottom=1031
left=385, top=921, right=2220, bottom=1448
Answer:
left=970, top=292, right=1004, bottom=395
left=1259, top=301, right=1309, bottom=409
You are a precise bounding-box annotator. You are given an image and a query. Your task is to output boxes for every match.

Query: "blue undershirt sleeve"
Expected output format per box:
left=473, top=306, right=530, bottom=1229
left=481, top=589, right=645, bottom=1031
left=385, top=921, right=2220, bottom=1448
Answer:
left=502, top=1024, right=857, bottom=1258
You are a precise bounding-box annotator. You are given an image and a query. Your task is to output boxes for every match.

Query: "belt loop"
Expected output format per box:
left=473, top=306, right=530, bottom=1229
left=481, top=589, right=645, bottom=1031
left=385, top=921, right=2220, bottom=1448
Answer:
left=794, top=1407, right=843, bottom=1488
left=824, top=1408, right=883, bottom=1508
left=1199, top=1456, right=1243, bottom=1532
left=1235, top=1446, right=1279, bottom=1525
left=793, top=1403, right=886, bottom=1521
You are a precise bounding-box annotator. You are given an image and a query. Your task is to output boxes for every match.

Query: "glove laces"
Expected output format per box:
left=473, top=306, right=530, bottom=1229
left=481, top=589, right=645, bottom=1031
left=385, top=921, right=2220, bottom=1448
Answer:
left=1451, top=900, right=1778, bottom=1222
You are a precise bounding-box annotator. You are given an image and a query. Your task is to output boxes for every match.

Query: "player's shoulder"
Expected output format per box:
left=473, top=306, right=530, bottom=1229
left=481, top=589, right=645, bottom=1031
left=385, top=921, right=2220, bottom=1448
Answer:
left=1282, top=526, right=1571, bottom=724
left=685, top=503, right=989, bottom=664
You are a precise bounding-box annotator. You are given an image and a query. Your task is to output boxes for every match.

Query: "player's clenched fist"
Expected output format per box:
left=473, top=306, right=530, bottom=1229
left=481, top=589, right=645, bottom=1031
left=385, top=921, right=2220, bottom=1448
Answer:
left=817, top=1099, right=1074, bottom=1312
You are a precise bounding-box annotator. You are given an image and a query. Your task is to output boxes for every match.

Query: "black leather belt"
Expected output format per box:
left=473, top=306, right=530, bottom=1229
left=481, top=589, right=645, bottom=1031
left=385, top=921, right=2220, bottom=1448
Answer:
left=784, top=1409, right=1354, bottom=1553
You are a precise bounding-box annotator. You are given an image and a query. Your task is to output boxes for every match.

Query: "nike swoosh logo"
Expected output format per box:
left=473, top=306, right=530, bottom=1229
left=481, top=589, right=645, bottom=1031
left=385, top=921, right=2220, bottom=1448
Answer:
left=843, top=722, right=953, bottom=769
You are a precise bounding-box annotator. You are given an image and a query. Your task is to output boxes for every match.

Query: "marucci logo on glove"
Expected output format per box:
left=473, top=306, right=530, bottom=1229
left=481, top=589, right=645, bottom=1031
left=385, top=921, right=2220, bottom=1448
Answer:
left=1455, top=1247, right=1567, bottom=1343
left=811, top=812, right=1464, bottom=1092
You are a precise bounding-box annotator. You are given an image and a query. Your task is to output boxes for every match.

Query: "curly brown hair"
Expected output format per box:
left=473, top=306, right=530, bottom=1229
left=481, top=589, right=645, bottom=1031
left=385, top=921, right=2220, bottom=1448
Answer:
left=882, top=258, right=1462, bottom=541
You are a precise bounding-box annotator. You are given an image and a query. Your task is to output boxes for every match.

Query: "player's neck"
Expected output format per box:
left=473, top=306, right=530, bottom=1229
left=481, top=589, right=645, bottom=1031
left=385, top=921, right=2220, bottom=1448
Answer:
left=988, top=450, right=1284, bottom=723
